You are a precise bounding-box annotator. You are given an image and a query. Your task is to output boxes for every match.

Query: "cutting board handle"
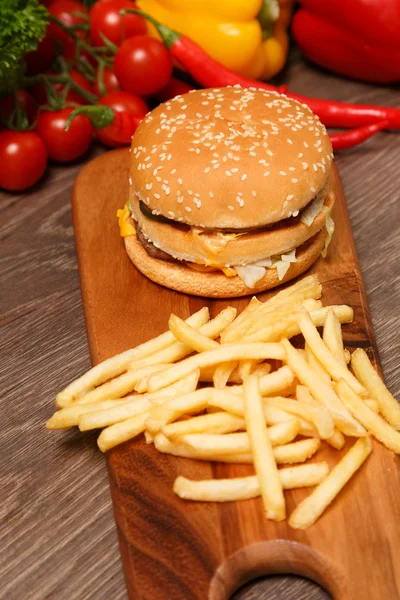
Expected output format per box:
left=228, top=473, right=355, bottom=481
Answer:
left=209, top=540, right=347, bottom=599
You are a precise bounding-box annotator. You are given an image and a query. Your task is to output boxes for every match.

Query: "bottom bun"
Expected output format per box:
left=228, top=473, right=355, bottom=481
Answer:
left=124, top=228, right=326, bottom=298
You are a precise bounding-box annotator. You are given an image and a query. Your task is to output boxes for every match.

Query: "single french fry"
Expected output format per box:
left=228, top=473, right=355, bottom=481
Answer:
left=237, top=359, right=260, bottom=380
left=266, top=397, right=334, bottom=439
left=173, top=462, right=330, bottom=502
left=56, top=307, right=209, bottom=407
left=162, top=412, right=245, bottom=439
left=298, top=312, right=367, bottom=396
left=46, top=399, right=129, bottom=429
left=97, top=411, right=150, bottom=452
left=305, top=343, right=331, bottom=385
left=78, top=371, right=200, bottom=431
left=131, top=307, right=237, bottom=371
left=180, top=420, right=300, bottom=457
left=147, top=343, right=285, bottom=393
left=243, top=375, right=285, bottom=520
left=273, top=438, right=321, bottom=464
left=323, top=307, right=347, bottom=367
left=153, top=434, right=320, bottom=465
left=301, top=298, right=323, bottom=311
left=212, top=361, right=239, bottom=388
left=296, top=386, right=345, bottom=449
left=337, top=380, right=400, bottom=453
left=168, top=314, right=220, bottom=352
left=364, top=399, right=379, bottom=414
left=145, top=387, right=211, bottom=434
left=351, top=348, right=400, bottom=430
left=289, top=437, right=372, bottom=529
left=344, top=349, right=351, bottom=364
left=282, top=339, right=365, bottom=437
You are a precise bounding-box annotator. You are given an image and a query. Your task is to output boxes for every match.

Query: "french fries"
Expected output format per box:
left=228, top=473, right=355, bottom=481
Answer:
left=351, top=348, right=400, bottom=429
left=337, top=380, right=400, bottom=453
left=289, top=437, right=372, bottom=529
left=56, top=307, right=210, bottom=407
left=147, top=343, right=285, bottom=393
left=49, top=274, right=399, bottom=530
left=174, top=462, right=330, bottom=502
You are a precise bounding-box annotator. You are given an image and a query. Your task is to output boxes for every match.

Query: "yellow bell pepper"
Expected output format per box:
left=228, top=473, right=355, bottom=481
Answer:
left=137, top=0, right=293, bottom=80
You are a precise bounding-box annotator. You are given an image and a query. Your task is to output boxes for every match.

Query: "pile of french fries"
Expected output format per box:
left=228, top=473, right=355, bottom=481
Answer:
left=47, top=275, right=400, bottom=529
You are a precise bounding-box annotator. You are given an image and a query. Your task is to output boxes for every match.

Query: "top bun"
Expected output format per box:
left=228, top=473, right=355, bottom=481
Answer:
left=130, top=86, right=333, bottom=230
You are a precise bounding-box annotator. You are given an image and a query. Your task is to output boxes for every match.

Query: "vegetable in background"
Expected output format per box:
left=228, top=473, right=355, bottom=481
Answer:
left=47, top=0, right=89, bottom=61
left=66, top=90, right=147, bottom=147
left=113, top=35, right=172, bottom=96
left=129, top=10, right=400, bottom=131
left=93, top=66, right=120, bottom=97
left=0, top=0, right=49, bottom=92
left=89, top=0, right=146, bottom=47
left=0, top=130, right=47, bottom=191
left=137, top=0, right=294, bottom=80
left=31, top=69, right=94, bottom=105
left=0, top=90, right=37, bottom=126
left=155, top=77, right=195, bottom=103
left=35, top=107, right=93, bottom=162
left=292, top=0, right=400, bottom=84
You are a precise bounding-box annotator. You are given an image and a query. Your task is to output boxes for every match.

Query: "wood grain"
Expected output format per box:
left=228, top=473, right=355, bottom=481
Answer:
left=71, top=147, right=400, bottom=600
left=1, top=49, right=399, bottom=600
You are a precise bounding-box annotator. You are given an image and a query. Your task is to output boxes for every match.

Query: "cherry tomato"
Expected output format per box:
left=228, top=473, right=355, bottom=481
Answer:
left=96, top=90, right=147, bottom=147
left=35, top=107, right=93, bottom=162
left=24, top=30, right=56, bottom=75
left=0, top=90, right=37, bottom=125
left=31, top=70, right=93, bottom=106
left=93, top=66, right=120, bottom=97
left=155, top=77, right=195, bottom=103
left=113, top=35, right=172, bottom=96
left=48, top=1, right=88, bottom=60
left=0, top=131, right=47, bottom=192
left=89, top=0, right=146, bottom=47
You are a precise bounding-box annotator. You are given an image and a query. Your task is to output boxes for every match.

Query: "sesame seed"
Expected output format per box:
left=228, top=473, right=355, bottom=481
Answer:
left=280, top=171, right=287, bottom=176
left=209, top=191, right=214, bottom=198
left=313, top=164, right=318, bottom=171
left=291, top=178, right=298, bottom=183
left=264, top=171, right=270, bottom=177
left=241, top=174, right=247, bottom=181
left=302, top=162, right=309, bottom=170
left=298, top=153, right=303, bottom=158
left=145, top=183, right=152, bottom=190
left=154, top=193, right=161, bottom=199
left=286, top=194, right=294, bottom=201
left=187, top=190, right=193, bottom=195
left=185, top=206, right=192, bottom=212
left=293, top=210, right=299, bottom=217
left=178, top=178, right=183, bottom=185
left=204, top=167, right=211, bottom=173
left=227, top=205, right=235, bottom=211
left=231, top=168, right=239, bottom=173
left=289, top=167, right=296, bottom=171
left=287, top=139, right=293, bottom=144
left=170, top=169, right=176, bottom=174
left=304, top=141, right=309, bottom=148
left=251, top=190, right=257, bottom=197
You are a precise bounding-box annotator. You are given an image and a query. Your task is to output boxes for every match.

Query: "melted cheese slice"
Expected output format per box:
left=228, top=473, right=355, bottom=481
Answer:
left=117, top=205, right=136, bottom=237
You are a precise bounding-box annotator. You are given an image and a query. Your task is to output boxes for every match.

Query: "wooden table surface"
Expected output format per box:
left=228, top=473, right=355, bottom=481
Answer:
left=1, top=49, right=399, bottom=600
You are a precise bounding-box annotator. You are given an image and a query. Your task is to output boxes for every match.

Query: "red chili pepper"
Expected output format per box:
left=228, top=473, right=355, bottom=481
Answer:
left=292, top=0, right=400, bottom=84
left=65, top=105, right=145, bottom=147
left=329, top=121, right=388, bottom=151
left=125, top=9, right=400, bottom=131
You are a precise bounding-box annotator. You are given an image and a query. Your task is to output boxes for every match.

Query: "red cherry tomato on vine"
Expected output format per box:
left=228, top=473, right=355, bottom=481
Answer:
left=113, top=35, right=172, bottom=96
left=89, top=0, right=146, bottom=47
left=25, top=30, right=56, bottom=75
left=93, top=66, right=120, bottom=97
left=0, top=90, right=37, bottom=125
left=48, top=1, right=88, bottom=60
left=31, top=70, right=93, bottom=106
left=0, top=131, right=47, bottom=192
left=96, top=90, right=147, bottom=147
left=35, top=107, right=93, bottom=162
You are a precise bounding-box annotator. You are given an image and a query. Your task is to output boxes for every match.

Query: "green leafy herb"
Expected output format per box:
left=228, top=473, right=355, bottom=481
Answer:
left=0, top=0, right=49, bottom=93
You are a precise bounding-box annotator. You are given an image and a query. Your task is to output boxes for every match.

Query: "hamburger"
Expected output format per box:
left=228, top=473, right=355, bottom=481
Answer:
left=118, top=86, right=335, bottom=297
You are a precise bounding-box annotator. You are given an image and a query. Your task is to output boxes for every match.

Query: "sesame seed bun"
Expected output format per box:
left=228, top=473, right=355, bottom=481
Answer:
left=130, top=86, right=333, bottom=229
left=124, top=226, right=326, bottom=298
left=130, top=190, right=334, bottom=267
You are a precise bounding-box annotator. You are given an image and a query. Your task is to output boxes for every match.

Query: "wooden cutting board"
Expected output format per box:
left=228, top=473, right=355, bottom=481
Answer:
left=72, top=148, right=400, bottom=600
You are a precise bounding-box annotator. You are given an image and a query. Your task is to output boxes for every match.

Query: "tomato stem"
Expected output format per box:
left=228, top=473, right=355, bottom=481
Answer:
left=120, top=9, right=180, bottom=49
